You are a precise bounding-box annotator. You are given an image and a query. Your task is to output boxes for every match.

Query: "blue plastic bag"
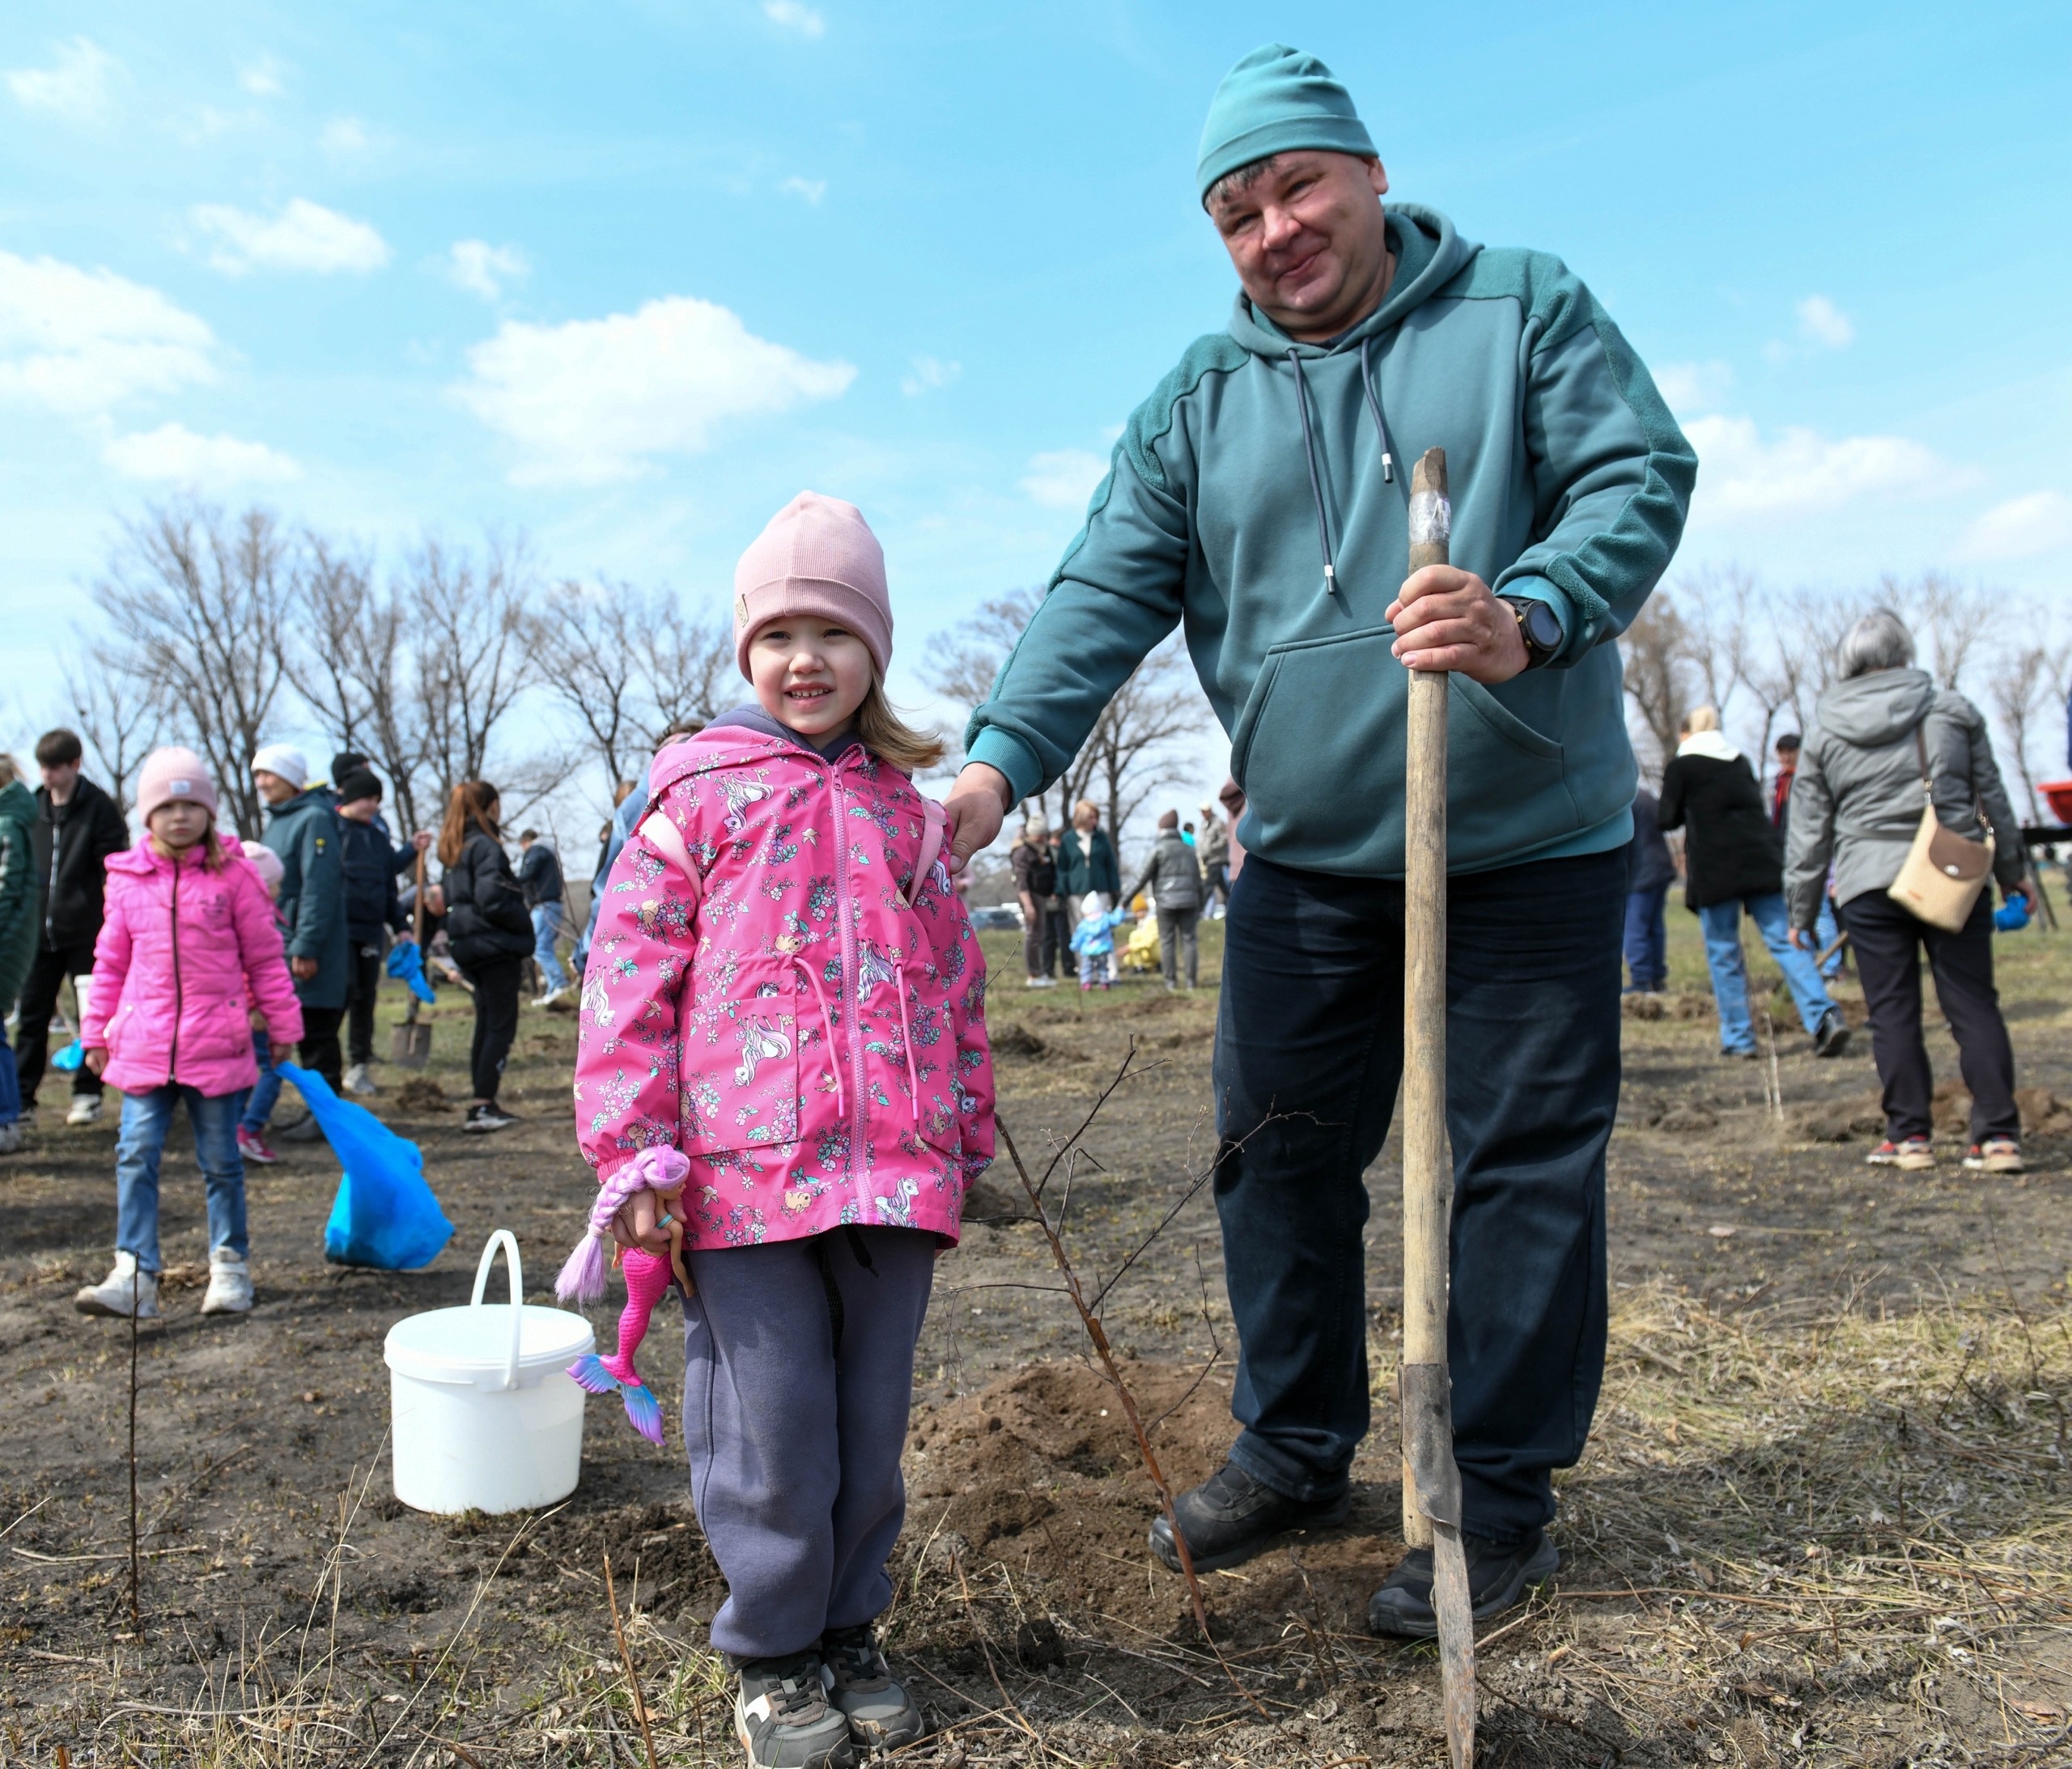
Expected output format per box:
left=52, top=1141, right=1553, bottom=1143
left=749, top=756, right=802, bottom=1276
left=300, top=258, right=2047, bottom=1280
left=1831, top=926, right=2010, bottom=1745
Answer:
left=1994, top=896, right=2032, bottom=933
left=278, top=1063, right=455, bottom=1270
left=385, top=940, right=436, bottom=1004
left=51, top=1037, right=84, bottom=1071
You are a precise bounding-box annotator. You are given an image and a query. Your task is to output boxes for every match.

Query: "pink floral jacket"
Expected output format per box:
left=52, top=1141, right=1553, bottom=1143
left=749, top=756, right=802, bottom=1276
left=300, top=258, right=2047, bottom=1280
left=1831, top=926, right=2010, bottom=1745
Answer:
left=574, top=719, right=994, bottom=1249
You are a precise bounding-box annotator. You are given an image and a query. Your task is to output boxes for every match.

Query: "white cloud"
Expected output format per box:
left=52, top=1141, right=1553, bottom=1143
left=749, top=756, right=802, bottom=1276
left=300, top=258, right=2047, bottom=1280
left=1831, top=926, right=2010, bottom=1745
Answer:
left=779, top=175, right=826, bottom=205
left=444, top=240, right=529, bottom=301
left=6, top=37, right=119, bottom=121
left=238, top=55, right=285, bottom=97
left=0, top=251, right=215, bottom=416
left=901, top=355, right=960, bottom=397
left=1652, top=358, right=1732, bottom=417
left=191, top=197, right=392, bottom=275
left=457, top=295, right=856, bottom=486
left=1684, top=414, right=1940, bottom=516
left=1021, top=448, right=1109, bottom=510
left=1960, top=490, right=2072, bottom=562
left=763, top=0, right=826, bottom=36
left=103, top=423, right=301, bottom=486
left=1797, top=295, right=1855, bottom=350
left=321, top=115, right=372, bottom=157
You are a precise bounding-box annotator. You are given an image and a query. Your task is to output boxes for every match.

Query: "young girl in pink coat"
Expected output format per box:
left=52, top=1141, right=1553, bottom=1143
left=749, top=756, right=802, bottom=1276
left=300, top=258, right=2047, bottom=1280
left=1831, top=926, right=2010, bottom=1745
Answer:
left=72, top=749, right=303, bottom=1321
left=575, top=492, right=992, bottom=1769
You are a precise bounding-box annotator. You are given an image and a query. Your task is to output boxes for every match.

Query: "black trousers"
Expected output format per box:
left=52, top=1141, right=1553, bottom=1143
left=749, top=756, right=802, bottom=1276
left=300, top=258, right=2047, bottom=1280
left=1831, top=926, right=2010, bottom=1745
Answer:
left=1841, top=889, right=2018, bottom=1143
left=345, top=944, right=384, bottom=1066
left=297, top=1006, right=345, bottom=1092
left=1212, top=849, right=1621, bottom=1544
left=469, top=957, right=524, bottom=1101
left=15, top=940, right=104, bottom=1103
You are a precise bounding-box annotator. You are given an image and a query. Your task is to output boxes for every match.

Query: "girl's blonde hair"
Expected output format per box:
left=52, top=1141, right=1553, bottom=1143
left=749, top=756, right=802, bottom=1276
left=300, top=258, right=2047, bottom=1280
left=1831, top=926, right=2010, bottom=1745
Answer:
left=1681, top=705, right=1721, bottom=736
left=855, top=677, right=945, bottom=774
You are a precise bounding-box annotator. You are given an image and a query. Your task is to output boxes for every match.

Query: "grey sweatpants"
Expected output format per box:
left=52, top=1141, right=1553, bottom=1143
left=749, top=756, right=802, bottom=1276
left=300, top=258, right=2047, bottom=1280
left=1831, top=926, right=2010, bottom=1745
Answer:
left=681, top=1226, right=936, bottom=1660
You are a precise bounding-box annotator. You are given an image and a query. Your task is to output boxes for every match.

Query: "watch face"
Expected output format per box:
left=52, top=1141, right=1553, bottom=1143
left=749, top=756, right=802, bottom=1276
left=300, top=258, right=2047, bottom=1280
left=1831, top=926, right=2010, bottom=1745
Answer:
left=1523, top=602, right=1562, bottom=649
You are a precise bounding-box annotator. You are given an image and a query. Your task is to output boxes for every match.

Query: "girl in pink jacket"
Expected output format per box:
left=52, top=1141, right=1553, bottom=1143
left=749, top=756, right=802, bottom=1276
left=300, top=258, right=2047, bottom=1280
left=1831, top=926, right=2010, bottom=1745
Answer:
left=72, top=749, right=303, bottom=1322
left=575, top=493, right=991, bottom=1767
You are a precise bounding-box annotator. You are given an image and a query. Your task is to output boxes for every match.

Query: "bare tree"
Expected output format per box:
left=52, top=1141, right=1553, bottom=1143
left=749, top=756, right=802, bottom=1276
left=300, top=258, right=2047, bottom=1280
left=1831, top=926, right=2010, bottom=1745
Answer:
left=401, top=535, right=539, bottom=808
left=1620, top=596, right=1690, bottom=783
left=635, top=592, right=735, bottom=748
left=93, top=501, right=294, bottom=838
left=1985, top=636, right=2072, bottom=822
left=921, top=588, right=1040, bottom=731
left=60, top=660, right=160, bottom=817
left=1885, top=571, right=1991, bottom=692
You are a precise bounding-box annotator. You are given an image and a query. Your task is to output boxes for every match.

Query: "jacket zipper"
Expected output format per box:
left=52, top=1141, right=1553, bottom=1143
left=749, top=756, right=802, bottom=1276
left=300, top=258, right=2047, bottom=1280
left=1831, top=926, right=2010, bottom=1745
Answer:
left=829, top=761, right=869, bottom=1171
left=168, top=855, right=183, bottom=1079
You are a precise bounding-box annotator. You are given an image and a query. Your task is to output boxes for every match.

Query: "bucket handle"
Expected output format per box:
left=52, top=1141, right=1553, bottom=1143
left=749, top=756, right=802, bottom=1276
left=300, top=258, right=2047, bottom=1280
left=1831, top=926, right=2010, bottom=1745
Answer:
left=469, top=1230, right=524, bottom=1394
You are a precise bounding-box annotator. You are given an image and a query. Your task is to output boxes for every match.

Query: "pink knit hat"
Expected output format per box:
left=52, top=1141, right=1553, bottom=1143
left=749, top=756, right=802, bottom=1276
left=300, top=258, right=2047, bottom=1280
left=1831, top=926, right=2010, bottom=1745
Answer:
left=732, top=492, right=894, bottom=680
left=240, top=838, right=285, bottom=893
left=136, top=746, right=219, bottom=822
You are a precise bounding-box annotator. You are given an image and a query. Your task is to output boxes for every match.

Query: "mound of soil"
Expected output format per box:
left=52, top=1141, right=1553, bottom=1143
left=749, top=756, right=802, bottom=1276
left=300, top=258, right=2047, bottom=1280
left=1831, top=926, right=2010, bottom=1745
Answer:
left=393, top=1075, right=452, bottom=1113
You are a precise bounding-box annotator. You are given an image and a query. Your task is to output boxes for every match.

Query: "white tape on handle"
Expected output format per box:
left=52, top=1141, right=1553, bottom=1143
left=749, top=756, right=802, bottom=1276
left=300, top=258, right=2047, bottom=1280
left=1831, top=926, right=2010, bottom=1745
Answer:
left=1408, top=491, right=1452, bottom=548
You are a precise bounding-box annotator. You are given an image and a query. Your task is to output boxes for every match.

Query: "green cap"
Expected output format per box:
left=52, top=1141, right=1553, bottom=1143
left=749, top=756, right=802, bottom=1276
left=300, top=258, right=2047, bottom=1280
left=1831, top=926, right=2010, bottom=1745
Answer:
left=1196, top=43, right=1376, bottom=202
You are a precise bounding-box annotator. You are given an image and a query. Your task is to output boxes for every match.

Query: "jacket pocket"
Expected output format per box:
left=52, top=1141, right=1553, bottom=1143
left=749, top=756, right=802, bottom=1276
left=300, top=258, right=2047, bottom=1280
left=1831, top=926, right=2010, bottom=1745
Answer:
left=681, top=961, right=802, bottom=1155
left=1229, top=625, right=1580, bottom=874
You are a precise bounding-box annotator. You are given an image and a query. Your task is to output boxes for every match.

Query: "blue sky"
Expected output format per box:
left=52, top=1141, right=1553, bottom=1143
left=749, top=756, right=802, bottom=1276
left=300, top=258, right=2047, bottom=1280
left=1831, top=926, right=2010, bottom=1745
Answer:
left=3, top=0, right=2068, bottom=802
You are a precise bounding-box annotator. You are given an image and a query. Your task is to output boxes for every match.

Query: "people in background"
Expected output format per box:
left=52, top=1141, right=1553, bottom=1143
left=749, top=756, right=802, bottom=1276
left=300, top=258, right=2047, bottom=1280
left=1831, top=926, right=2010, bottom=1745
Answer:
left=1785, top=609, right=2032, bottom=1174
left=517, top=829, right=571, bottom=1007
left=253, top=745, right=350, bottom=1135
left=1070, top=898, right=1127, bottom=991
left=334, top=767, right=417, bottom=1096
left=1127, top=809, right=1207, bottom=991
left=73, top=749, right=301, bottom=1321
left=438, top=781, right=533, bottom=1133
left=1197, top=801, right=1232, bottom=918
left=19, top=728, right=129, bottom=1127
left=1059, top=800, right=1121, bottom=981
left=1010, top=812, right=1063, bottom=987
left=1658, top=708, right=1849, bottom=1061
left=0, top=757, right=36, bottom=1156
left=1773, top=732, right=1842, bottom=981
left=1623, top=785, right=1673, bottom=995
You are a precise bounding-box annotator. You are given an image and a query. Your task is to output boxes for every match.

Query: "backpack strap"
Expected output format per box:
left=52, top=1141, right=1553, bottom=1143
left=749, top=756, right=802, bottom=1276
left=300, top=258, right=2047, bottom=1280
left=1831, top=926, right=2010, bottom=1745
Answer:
left=904, top=799, right=949, bottom=908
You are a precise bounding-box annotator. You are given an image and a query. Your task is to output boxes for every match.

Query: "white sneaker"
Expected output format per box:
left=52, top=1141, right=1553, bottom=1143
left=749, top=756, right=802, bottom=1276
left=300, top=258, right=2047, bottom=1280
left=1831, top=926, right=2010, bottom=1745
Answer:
left=0, top=1122, right=23, bottom=1155
left=201, top=1254, right=253, bottom=1315
left=533, top=986, right=569, bottom=1008
left=67, top=1097, right=103, bottom=1126
left=342, top=1064, right=378, bottom=1096
left=1024, top=975, right=1056, bottom=989
left=74, top=1254, right=159, bottom=1318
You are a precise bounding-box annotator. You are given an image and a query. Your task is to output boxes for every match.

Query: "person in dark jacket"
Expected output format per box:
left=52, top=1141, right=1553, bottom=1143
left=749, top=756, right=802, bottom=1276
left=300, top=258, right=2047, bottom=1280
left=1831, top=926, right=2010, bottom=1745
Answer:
left=1622, top=786, right=1675, bottom=995
left=1009, top=813, right=1063, bottom=986
left=334, top=769, right=416, bottom=1095
left=438, top=781, right=532, bottom=1132
left=254, top=744, right=351, bottom=1116
left=18, top=729, right=130, bottom=1124
left=1658, top=708, right=1847, bottom=1060
left=1784, top=610, right=2031, bottom=1174
left=1127, top=810, right=1207, bottom=990
left=516, top=829, right=570, bottom=1004
left=0, top=757, right=37, bottom=1154
left=1058, top=800, right=1122, bottom=984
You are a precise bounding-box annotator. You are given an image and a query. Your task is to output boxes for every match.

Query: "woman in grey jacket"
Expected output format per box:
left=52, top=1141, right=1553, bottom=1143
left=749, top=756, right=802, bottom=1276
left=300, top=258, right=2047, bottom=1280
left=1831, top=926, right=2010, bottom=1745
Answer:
left=1783, top=610, right=2033, bottom=1173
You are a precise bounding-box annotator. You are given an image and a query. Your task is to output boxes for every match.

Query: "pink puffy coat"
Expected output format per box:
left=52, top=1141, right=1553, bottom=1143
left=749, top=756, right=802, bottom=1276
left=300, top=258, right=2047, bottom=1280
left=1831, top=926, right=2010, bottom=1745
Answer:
left=85, top=838, right=305, bottom=1097
left=575, top=723, right=994, bottom=1249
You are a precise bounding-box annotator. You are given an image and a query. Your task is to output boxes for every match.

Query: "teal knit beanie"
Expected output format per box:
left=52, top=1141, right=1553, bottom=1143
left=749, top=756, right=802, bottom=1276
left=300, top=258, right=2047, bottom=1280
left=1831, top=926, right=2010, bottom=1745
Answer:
left=1196, top=43, right=1376, bottom=202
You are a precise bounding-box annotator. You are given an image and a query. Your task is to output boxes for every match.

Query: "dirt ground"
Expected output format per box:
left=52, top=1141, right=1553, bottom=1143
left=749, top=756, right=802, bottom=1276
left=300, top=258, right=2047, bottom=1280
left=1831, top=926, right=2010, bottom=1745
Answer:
left=3, top=909, right=2070, bottom=1766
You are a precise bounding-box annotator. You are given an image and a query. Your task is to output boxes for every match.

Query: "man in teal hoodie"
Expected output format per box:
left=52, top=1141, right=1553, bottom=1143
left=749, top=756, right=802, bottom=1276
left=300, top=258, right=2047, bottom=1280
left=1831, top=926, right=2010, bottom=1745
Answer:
left=948, top=45, right=1695, bottom=1635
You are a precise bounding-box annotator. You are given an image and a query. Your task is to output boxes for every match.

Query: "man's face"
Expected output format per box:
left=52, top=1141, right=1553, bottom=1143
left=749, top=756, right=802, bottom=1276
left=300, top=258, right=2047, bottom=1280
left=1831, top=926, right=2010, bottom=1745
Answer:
left=1777, top=745, right=1798, bottom=768
left=1207, top=151, right=1391, bottom=341
left=253, top=770, right=296, bottom=806
left=40, top=759, right=80, bottom=799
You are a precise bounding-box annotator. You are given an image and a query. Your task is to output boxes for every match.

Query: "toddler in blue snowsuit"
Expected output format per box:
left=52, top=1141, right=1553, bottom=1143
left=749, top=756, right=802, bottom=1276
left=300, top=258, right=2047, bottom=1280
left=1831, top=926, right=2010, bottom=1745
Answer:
left=1070, top=901, right=1128, bottom=991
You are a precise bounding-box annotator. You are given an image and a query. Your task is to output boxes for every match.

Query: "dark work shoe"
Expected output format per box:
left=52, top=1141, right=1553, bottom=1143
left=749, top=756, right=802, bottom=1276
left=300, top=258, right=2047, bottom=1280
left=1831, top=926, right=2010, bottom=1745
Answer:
left=278, top=1111, right=324, bottom=1144
left=1149, top=1461, right=1351, bottom=1574
left=821, top=1623, right=924, bottom=1750
left=1813, top=1008, right=1851, bottom=1058
left=1365, top=1528, right=1560, bottom=1639
left=733, top=1652, right=854, bottom=1769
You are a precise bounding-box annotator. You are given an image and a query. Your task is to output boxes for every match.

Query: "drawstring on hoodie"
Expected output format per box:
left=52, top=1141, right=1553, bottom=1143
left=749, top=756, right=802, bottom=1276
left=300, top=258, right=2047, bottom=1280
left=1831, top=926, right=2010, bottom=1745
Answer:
left=1357, top=337, right=1396, bottom=483
left=1288, top=337, right=1399, bottom=600
left=793, top=955, right=845, bottom=1118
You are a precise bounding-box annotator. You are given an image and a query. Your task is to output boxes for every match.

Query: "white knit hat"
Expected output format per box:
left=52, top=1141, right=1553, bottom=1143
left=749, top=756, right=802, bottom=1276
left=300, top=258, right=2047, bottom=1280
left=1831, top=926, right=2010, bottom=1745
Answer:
left=250, top=744, right=308, bottom=790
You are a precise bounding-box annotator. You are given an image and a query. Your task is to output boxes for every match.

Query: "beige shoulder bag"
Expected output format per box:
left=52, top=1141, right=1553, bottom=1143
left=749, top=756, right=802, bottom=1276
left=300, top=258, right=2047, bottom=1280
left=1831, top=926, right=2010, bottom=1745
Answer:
left=1887, top=724, right=1993, bottom=931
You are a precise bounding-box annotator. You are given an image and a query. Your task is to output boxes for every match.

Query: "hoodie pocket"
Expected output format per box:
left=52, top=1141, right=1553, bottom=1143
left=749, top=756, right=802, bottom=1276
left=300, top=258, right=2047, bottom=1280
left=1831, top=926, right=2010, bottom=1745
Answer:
left=681, top=963, right=802, bottom=1155
left=1230, top=626, right=1581, bottom=873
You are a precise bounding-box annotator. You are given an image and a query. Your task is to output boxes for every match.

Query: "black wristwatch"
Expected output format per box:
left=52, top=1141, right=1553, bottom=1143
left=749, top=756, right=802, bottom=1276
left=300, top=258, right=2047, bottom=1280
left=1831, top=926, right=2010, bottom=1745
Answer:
left=1497, top=595, right=1564, bottom=669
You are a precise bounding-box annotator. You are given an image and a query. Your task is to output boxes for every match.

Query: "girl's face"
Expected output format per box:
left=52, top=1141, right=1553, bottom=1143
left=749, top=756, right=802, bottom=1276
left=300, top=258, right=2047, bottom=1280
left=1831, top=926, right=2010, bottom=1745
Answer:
left=148, top=800, right=212, bottom=854
left=748, top=619, right=873, bottom=740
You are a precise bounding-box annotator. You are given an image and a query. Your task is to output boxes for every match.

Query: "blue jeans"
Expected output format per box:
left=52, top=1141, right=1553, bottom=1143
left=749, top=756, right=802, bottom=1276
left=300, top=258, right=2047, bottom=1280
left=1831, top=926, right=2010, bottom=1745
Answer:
left=1696, top=892, right=1837, bottom=1052
left=241, top=1029, right=282, bottom=1135
left=1623, top=880, right=1670, bottom=991
left=532, top=902, right=568, bottom=994
left=117, top=1085, right=248, bottom=1272
left=1814, top=895, right=1843, bottom=980
left=1212, top=848, right=1620, bottom=1544
left=0, top=1021, right=19, bottom=1125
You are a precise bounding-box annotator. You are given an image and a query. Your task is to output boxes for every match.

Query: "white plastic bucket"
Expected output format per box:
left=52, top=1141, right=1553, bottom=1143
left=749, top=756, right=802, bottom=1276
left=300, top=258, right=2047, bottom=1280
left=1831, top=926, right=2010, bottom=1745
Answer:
left=384, top=1230, right=595, bottom=1515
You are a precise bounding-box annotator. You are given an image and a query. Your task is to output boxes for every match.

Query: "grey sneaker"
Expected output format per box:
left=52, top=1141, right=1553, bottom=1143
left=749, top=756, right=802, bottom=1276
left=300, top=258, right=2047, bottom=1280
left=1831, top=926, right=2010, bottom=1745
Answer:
left=342, top=1064, right=378, bottom=1095
left=821, top=1624, right=923, bottom=1751
left=733, top=1653, right=854, bottom=1768
left=0, top=1122, right=23, bottom=1155
left=201, top=1254, right=253, bottom=1315
left=74, top=1254, right=160, bottom=1318
left=278, top=1112, right=324, bottom=1144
